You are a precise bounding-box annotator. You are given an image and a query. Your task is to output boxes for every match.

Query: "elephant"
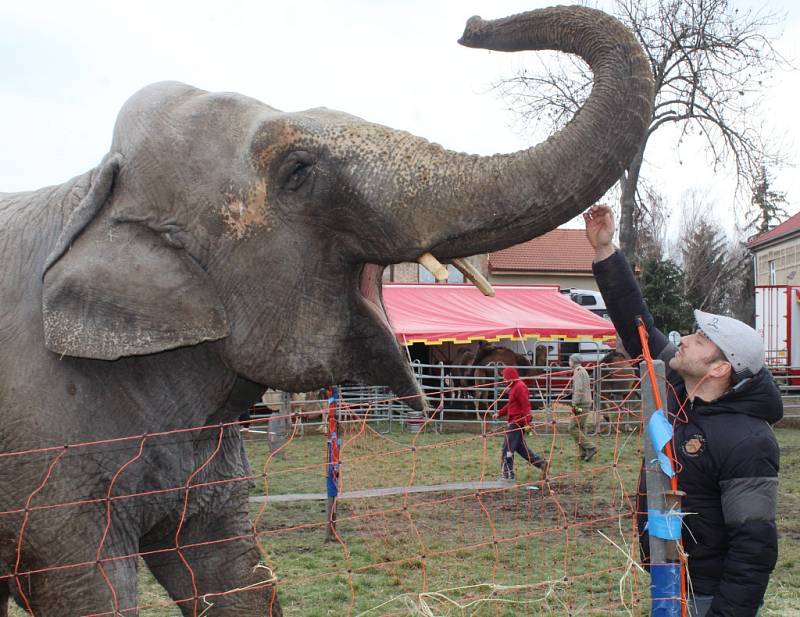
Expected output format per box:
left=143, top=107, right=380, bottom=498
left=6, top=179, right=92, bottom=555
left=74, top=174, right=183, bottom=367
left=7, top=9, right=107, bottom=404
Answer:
left=0, top=5, right=652, bottom=616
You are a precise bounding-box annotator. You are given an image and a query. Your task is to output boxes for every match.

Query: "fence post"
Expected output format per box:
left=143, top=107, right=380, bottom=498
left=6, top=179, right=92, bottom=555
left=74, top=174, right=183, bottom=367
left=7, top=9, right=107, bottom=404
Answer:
left=266, top=392, right=291, bottom=457
left=325, top=387, right=341, bottom=542
left=437, top=361, right=445, bottom=433
left=492, top=364, right=500, bottom=414
left=640, top=359, right=685, bottom=617
left=545, top=365, right=555, bottom=427
left=592, top=351, right=602, bottom=432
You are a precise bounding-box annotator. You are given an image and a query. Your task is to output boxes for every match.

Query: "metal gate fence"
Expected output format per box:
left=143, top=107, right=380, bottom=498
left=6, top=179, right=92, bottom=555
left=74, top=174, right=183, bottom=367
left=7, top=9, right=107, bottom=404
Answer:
left=252, top=363, right=800, bottom=436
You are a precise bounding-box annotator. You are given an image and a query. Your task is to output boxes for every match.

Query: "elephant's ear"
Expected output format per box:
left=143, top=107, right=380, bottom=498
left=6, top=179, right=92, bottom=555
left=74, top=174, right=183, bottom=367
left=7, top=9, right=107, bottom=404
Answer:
left=42, top=156, right=229, bottom=360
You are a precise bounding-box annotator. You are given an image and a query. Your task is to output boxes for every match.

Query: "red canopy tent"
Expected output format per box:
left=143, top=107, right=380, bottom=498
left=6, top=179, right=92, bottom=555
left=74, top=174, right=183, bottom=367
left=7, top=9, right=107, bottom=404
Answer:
left=383, top=283, right=615, bottom=346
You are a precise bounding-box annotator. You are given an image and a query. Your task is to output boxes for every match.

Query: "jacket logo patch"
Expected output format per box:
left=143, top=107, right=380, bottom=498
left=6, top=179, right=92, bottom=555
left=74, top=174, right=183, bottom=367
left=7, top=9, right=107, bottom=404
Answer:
left=682, top=434, right=706, bottom=457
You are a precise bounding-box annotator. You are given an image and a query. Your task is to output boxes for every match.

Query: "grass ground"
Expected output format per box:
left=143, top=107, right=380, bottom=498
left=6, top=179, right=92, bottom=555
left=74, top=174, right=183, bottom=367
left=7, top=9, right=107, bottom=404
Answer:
left=245, top=424, right=800, bottom=616
left=8, top=424, right=800, bottom=616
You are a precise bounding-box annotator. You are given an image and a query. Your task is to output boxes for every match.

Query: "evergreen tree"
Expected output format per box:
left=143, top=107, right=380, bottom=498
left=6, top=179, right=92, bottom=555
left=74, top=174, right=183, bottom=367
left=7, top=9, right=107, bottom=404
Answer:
left=724, top=239, right=756, bottom=325
left=640, top=257, right=693, bottom=334
left=748, top=165, right=788, bottom=235
left=681, top=218, right=734, bottom=315
left=673, top=198, right=754, bottom=324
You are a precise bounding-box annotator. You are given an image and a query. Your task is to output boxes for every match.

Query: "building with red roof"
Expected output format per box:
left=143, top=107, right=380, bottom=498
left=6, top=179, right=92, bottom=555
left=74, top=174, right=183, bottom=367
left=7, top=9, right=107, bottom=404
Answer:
left=383, top=227, right=599, bottom=291
left=488, top=228, right=598, bottom=290
left=748, top=211, right=800, bottom=285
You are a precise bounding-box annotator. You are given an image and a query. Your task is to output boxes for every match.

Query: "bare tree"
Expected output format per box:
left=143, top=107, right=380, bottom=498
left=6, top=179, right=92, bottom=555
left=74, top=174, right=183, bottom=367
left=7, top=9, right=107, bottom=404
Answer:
left=634, top=184, right=670, bottom=261
left=496, top=0, right=788, bottom=259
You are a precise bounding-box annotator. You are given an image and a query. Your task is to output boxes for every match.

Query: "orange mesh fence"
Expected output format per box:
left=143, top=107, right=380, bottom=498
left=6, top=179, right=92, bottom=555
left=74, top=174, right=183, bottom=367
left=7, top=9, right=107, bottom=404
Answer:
left=1, top=357, right=653, bottom=617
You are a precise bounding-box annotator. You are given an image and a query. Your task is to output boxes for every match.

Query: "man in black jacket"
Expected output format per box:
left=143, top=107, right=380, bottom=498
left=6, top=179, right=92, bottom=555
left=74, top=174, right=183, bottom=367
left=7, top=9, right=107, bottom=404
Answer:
left=584, top=205, right=782, bottom=617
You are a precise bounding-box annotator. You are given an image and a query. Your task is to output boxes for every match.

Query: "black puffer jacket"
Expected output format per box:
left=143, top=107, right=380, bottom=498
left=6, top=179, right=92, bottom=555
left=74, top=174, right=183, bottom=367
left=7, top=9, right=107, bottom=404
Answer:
left=594, top=251, right=782, bottom=617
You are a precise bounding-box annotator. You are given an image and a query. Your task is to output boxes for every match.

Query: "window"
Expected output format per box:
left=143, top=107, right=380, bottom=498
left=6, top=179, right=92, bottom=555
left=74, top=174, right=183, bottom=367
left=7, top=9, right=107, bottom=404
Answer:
left=447, top=264, right=464, bottom=283
left=418, top=263, right=465, bottom=283
left=418, top=264, right=434, bottom=283
left=769, top=260, right=777, bottom=285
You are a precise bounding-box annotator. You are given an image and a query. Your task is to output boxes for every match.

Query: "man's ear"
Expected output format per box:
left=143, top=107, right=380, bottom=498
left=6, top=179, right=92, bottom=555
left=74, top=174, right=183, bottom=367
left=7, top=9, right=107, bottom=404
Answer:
left=708, top=360, right=733, bottom=380
left=42, top=157, right=229, bottom=360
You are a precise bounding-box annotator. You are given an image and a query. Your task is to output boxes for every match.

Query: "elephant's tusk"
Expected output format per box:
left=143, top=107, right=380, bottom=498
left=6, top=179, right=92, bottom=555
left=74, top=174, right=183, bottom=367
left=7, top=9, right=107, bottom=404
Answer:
left=452, top=258, right=495, bottom=297
left=417, top=253, right=449, bottom=283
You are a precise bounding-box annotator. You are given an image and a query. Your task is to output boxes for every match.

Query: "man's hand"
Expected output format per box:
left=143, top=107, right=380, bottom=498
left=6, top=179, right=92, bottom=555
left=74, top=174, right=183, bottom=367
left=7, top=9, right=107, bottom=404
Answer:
left=583, top=205, right=616, bottom=262
left=492, top=413, right=499, bottom=420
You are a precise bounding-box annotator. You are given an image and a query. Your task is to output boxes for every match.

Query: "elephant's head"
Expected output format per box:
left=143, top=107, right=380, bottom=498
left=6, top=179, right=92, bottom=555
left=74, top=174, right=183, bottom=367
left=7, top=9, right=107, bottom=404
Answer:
left=40, top=6, right=652, bottom=410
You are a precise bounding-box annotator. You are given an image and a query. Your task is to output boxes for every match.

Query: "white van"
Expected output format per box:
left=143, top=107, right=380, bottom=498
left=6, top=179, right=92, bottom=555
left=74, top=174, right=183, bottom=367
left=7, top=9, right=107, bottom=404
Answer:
left=560, top=288, right=613, bottom=362
left=560, top=288, right=609, bottom=320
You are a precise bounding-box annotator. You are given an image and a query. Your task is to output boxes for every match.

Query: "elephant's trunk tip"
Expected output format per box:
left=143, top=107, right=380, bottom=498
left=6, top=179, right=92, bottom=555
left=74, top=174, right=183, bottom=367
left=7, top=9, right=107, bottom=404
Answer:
left=458, top=16, right=489, bottom=47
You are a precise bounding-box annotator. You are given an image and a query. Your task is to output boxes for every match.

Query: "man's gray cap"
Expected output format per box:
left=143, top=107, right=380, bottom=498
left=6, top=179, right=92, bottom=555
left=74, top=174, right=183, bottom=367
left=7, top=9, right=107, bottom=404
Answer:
left=693, top=309, right=764, bottom=380
left=569, top=353, right=582, bottom=365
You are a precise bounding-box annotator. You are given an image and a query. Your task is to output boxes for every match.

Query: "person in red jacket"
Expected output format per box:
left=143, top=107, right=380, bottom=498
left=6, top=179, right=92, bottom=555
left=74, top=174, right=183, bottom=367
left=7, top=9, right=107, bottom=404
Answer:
left=492, top=366, right=549, bottom=482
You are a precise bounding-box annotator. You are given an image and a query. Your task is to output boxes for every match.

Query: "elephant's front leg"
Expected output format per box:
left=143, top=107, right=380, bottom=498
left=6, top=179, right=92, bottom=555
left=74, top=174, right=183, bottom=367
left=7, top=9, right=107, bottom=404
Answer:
left=9, top=529, right=139, bottom=617
left=140, top=499, right=281, bottom=617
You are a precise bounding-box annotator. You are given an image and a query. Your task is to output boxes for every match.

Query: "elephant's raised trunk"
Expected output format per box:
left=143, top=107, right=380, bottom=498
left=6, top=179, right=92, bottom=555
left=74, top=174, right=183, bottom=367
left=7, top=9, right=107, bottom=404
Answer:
left=386, top=6, right=653, bottom=260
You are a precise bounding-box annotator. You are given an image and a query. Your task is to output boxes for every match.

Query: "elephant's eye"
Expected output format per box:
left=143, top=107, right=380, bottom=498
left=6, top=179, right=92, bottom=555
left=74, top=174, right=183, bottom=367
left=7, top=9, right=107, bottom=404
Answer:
left=285, top=162, right=311, bottom=191
left=278, top=151, right=315, bottom=192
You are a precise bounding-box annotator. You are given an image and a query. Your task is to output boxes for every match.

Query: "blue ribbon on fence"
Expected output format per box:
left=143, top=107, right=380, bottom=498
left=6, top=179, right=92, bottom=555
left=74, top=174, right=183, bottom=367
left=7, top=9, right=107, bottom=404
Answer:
left=325, top=386, right=341, bottom=498
left=648, top=408, right=675, bottom=478
left=646, top=509, right=684, bottom=541
left=326, top=432, right=341, bottom=498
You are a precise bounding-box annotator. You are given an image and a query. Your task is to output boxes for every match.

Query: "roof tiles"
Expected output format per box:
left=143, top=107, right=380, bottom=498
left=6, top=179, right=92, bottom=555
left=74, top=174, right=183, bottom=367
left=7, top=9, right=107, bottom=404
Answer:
left=488, top=228, right=595, bottom=273
left=748, top=210, right=800, bottom=249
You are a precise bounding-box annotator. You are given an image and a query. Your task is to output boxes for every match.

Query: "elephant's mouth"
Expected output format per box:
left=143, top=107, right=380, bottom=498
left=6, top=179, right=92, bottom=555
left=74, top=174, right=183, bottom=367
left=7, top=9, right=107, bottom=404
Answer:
left=357, top=255, right=494, bottom=337
left=353, top=256, right=493, bottom=412
left=355, top=262, right=426, bottom=410
left=358, top=263, right=391, bottom=333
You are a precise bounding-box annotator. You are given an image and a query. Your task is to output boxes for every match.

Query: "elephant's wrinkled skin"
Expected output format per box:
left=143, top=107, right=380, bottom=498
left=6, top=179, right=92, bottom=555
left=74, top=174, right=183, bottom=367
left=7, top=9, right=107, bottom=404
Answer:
left=0, top=6, right=652, bottom=616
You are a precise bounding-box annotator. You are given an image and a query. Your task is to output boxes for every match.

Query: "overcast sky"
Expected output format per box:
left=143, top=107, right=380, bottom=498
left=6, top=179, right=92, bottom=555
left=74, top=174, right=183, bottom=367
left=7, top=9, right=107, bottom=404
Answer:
left=2, top=0, right=798, bottom=236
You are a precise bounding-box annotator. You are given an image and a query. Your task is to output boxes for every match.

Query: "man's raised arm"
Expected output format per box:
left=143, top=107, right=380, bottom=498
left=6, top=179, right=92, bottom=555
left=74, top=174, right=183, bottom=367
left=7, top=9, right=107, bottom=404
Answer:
left=583, top=205, right=670, bottom=361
